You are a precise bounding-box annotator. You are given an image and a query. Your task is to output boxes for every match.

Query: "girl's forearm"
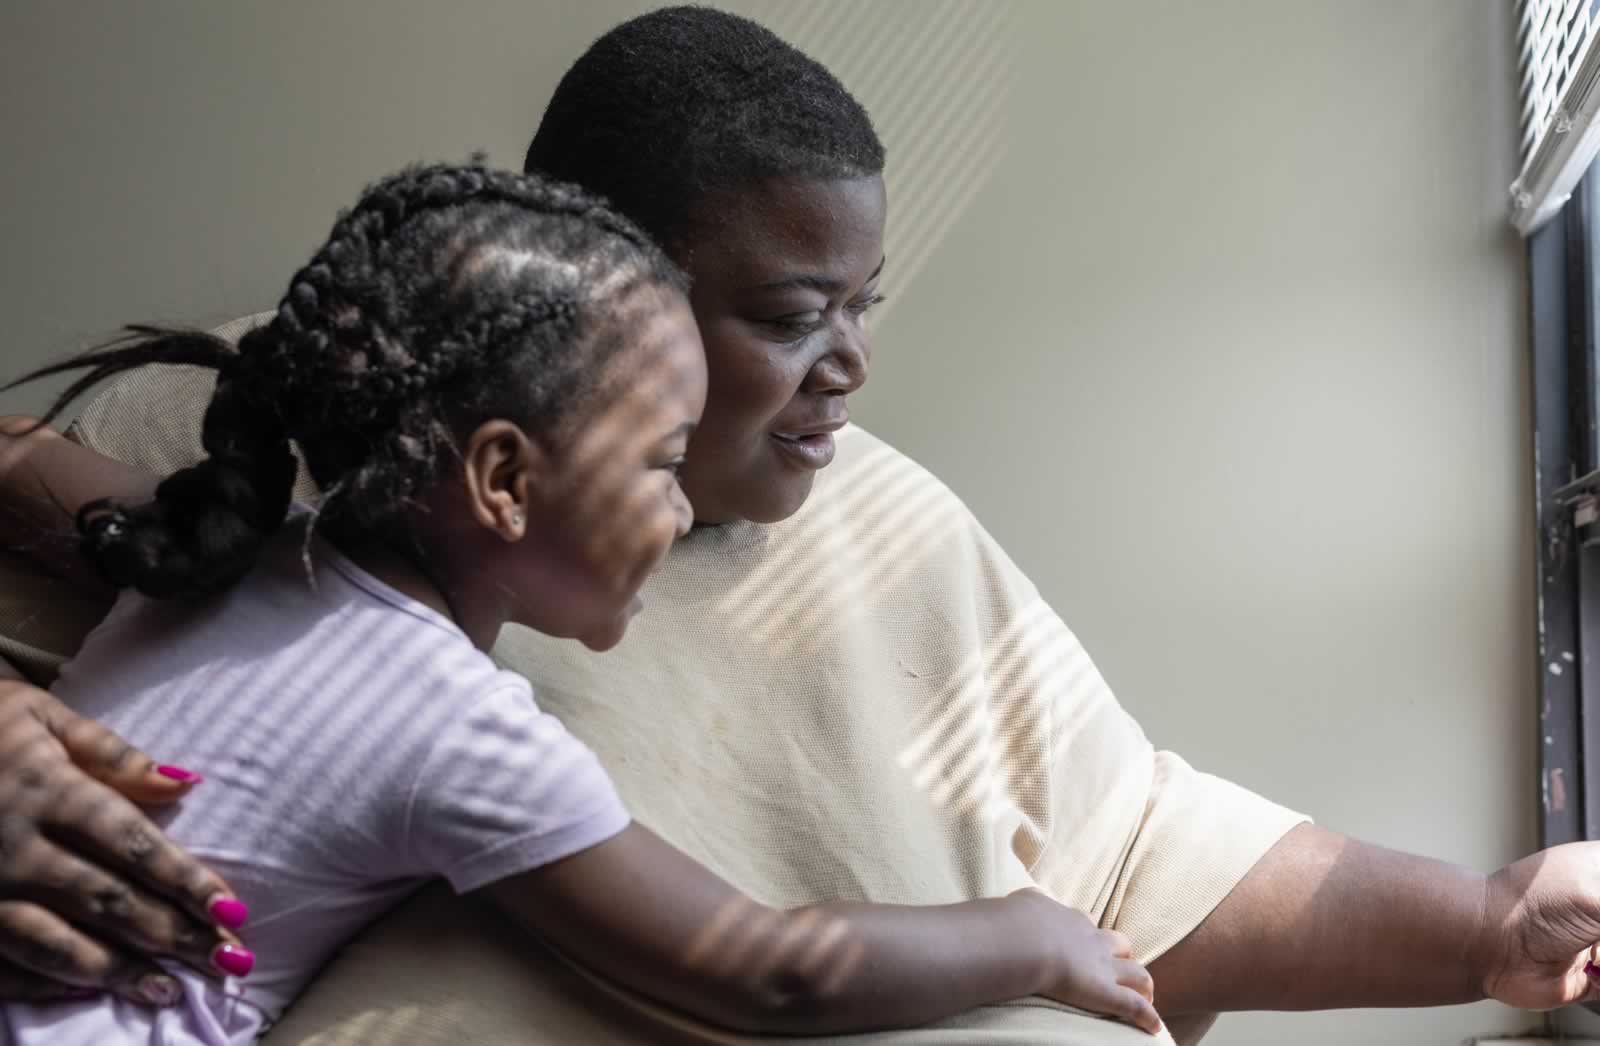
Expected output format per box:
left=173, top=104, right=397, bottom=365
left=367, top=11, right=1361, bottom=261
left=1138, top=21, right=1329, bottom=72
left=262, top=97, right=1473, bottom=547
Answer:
left=489, top=827, right=1070, bottom=1037
left=738, top=896, right=1054, bottom=1033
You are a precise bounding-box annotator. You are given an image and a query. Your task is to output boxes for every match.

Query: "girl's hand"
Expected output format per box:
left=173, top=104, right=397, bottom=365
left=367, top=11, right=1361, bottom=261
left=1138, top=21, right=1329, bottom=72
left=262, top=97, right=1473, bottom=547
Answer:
left=0, top=677, right=245, bottom=1006
left=1009, top=889, right=1163, bottom=1035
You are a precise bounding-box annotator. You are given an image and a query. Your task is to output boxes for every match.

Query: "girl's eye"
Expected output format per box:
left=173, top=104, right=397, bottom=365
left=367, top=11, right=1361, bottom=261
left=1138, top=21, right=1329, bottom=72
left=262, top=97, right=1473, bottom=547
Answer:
left=660, top=457, right=686, bottom=476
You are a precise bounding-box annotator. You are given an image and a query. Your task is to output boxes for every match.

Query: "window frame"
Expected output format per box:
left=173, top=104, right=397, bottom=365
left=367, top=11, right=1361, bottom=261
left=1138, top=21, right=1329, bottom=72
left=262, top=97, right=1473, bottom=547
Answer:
left=1531, top=170, right=1600, bottom=847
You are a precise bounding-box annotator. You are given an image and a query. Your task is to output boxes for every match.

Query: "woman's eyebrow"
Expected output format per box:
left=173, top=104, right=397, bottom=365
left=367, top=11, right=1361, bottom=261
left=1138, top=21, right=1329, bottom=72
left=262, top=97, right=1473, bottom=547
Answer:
left=751, top=256, right=887, bottom=294
left=752, top=273, right=847, bottom=294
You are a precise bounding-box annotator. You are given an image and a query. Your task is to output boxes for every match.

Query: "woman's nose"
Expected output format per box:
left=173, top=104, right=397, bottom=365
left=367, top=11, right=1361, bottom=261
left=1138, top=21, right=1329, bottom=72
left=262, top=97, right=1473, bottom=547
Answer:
left=806, top=323, right=870, bottom=395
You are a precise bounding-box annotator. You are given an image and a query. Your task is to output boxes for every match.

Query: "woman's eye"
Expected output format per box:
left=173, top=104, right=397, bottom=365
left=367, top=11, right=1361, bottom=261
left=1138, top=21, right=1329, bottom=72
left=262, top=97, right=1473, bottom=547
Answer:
left=761, top=296, right=883, bottom=341
left=764, top=312, right=824, bottom=340
left=660, top=457, right=686, bottom=476
left=847, top=293, right=887, bottom=316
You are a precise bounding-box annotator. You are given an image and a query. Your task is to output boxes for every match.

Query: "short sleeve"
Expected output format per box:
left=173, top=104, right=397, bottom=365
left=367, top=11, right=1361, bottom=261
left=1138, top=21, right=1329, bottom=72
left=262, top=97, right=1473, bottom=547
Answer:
left=403, top=683, right=630, bottom=893
left=941, top=510, right=1308, bottom=962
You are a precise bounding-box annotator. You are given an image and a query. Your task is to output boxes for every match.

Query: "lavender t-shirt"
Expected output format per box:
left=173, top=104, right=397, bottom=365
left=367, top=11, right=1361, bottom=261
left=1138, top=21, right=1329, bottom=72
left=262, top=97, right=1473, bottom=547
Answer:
left=3, top=525, right=630, bottom=1045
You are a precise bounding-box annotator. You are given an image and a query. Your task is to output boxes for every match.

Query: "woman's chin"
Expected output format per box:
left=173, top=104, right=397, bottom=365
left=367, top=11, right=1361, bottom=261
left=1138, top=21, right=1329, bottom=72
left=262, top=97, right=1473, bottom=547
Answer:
left=739, top=474, right=819, bottom=525
left=685, top=460, right=820, bottom=526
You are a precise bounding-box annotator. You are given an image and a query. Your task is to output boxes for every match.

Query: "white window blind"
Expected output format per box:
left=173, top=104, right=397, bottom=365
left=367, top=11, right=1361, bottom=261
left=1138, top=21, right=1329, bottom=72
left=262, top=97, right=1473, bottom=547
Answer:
left=1513, top=0, right=1600, bottom=233
left=1521, top=0, right=1596, bottom=158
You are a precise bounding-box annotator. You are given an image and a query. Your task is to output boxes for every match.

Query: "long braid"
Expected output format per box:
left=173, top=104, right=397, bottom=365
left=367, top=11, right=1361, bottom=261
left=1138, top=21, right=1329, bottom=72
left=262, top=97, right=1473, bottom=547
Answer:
left=4, top=162, right=685, bottom=598
left=75, top=351, right=298, bottom=596
left=7, top=327, right=298, bottom=595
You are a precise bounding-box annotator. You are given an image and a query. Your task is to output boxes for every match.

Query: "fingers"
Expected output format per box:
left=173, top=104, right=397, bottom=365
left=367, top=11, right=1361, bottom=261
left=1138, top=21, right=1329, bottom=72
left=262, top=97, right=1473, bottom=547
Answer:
left=0, top=682, right=251, bottom=998
left=0, top=901, right=182, bottom=1007
left=1106, top=929, right=1134, bottom=960
left=1106, top=957, right=1160, bottom=1035
left=1111, top=986, right=1164, bottom=1036
left=46, top=694, right=198, bottom=806
left=1116, top=957, right=1155, bottom=1002
left=10, top=832, right=238, bottom=977
left=1580, top=954, right=1600, bottom=1004
left=41, top=769, right=241, bottom=934
left=0, top=957, right=99, bottom=1003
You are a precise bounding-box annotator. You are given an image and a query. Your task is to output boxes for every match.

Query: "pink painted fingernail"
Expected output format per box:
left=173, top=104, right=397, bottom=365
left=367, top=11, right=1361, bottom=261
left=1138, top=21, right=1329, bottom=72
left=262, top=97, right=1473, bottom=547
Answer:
left=137, top=973, right=182, bottom=1006
left=208, top=896, right=249, bottom=930
left=156, top=765, right=203, bottom=784
left=212, top=944, right=254, bottom=978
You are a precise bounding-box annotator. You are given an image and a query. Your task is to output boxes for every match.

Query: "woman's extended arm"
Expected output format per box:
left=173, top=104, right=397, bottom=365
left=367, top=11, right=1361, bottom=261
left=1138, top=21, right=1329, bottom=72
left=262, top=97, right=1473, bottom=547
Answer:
left=1149, top=823, right=1600, bottom=1017
left=486, top=822, right=1162, bottom=1036
left=0, top=415, right=157, bottom=592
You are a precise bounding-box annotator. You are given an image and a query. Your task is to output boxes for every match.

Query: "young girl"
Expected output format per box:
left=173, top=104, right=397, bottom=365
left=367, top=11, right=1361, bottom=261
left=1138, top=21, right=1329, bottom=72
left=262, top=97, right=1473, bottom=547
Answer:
left=0, top=163, right=1160, bottom=1043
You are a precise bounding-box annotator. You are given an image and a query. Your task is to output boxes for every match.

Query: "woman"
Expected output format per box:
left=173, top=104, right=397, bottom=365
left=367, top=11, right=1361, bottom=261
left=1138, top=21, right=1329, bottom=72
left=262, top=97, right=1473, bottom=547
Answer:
left=1, top=8, right=1598, bottom=1045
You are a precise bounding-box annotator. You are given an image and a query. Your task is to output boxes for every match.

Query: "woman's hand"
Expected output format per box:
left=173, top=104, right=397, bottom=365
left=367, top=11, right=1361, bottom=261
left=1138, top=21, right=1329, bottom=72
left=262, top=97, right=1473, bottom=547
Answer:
left=0, top=677, right=246, bottom=1006
left=1474, top=841, right=1600, bottom=1010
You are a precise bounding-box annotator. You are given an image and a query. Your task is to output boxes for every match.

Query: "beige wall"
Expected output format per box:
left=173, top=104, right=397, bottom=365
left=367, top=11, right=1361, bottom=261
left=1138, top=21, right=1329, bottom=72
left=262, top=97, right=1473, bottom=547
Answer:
left=0, top=2, right=1534, bottom=1043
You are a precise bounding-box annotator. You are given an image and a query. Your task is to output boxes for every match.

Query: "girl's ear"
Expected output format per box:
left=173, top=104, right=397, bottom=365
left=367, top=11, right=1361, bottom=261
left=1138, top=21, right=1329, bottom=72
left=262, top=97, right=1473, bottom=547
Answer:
left=460, top=420, right=541, bottom=541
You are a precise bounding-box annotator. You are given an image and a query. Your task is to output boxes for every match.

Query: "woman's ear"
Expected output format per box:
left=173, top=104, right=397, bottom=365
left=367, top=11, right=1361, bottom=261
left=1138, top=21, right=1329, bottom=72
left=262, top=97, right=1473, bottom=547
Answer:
left=460, top=420, right=541, bottom=541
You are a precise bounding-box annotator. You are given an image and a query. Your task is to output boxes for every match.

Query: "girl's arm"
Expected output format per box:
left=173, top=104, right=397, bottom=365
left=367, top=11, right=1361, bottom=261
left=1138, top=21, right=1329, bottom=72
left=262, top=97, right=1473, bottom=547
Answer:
left=0, top=415, right=157, bottom=593
left=484, top=822, right=1160, bottom=1036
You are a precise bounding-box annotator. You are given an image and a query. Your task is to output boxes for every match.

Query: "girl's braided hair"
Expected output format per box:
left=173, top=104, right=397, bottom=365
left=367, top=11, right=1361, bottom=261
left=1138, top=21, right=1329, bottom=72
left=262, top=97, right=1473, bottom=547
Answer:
left=6, top=162, right=686, bottom=597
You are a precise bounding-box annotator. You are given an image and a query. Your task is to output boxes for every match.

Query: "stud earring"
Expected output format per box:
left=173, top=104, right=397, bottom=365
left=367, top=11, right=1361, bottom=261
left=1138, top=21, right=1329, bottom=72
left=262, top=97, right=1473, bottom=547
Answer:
left=511, top=513, right=524, bottom=527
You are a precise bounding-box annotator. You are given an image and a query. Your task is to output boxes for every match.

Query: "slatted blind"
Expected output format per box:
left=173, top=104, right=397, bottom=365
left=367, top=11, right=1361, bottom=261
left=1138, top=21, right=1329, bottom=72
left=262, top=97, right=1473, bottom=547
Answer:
left=1513, top=0, right=1600, bottom=232
left=1520, top=0, right=1598, bottom=161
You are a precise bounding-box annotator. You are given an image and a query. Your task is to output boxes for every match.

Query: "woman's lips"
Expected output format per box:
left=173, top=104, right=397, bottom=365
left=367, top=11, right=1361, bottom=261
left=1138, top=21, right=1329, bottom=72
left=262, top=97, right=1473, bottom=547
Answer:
left=769, top=431, right=837, bottom=469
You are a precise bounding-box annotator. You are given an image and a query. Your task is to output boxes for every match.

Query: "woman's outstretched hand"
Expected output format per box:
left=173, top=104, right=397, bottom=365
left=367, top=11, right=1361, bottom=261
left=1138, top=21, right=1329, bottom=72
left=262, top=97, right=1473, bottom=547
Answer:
left=0, top=676, right=245, bottom=1006
left=1476, top=842, right=1600, bottom=1010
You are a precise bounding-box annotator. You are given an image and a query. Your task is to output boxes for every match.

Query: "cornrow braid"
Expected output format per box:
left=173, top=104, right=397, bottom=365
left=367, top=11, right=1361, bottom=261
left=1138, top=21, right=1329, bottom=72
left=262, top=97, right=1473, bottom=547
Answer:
left=250, top=163, right=654, bottom=426
left=4, top=162, right=685, bottom=598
